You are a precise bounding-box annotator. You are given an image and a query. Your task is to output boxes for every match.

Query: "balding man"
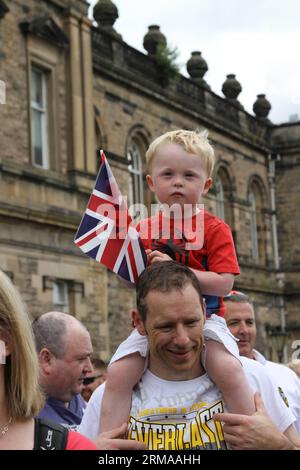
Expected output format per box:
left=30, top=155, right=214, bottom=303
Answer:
left=33, top=311, right=93, bottom=430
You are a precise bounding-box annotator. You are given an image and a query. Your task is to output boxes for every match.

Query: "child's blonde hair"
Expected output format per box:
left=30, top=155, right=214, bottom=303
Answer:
left=146, top=129, right=215, bottom=177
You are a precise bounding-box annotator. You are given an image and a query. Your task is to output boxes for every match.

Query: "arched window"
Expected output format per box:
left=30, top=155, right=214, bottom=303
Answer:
left=249, top=190, right=258, bottom=259
left=215, top=177, right=225, bottom=220
left=248, top=179, right=266, bottom=262
left=127, top=136, right=146, bottom=207
left=214, top=166, right=234, bottom=227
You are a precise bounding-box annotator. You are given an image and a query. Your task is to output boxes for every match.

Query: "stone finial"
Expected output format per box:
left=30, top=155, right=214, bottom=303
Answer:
left=143, top=25, right=166, bottom=55
left=253, top=94, right=271, bottom=122
left=93, top=0, right=122, bottom=40
left=186, top=51, right=210, bottom=89
left=0, top=0, right=9, bottom=19
left=222, top=74, right=243, bottom=109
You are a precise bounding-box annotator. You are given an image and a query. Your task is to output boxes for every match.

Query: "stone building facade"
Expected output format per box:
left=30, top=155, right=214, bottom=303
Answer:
left=0, top=0, right=299, bottom=362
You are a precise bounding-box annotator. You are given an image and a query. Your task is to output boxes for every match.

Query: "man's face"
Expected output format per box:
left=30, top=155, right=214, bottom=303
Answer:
left=45, top=324, right=93, bottom=403
left=224, top=301, right=257, bottom=359
left=137, top=284, right=205, bottom=380
left=81, top=366, right=107, bottom=402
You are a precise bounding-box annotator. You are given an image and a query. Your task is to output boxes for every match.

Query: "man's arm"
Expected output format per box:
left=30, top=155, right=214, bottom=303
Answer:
left=147, top=249, right=234, bottom=296
left=190, top=271, right=234, bottom=296
left=213, top=392, right=300, bottom=450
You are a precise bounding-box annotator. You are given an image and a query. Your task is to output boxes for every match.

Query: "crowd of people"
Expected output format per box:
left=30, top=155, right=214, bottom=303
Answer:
left=1, top=129, right=300, bottom=451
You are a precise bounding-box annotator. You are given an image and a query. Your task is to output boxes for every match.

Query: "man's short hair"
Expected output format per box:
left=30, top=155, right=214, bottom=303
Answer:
left=136, top=261, right=203, bottom=322
left=223, top=290, right=252, bottom=304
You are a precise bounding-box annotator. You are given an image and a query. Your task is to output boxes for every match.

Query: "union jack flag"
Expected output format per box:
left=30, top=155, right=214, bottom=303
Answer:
left=74, top=150, right=147, bottom=284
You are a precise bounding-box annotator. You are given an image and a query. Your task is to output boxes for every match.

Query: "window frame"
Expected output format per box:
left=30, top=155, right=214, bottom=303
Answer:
left=127, top=140, right=144, bottom=207
left=30, top=65, right=49, bottom=169
left=52, top=279, right=69, bottom=313
left=249, top=190, right=259, bottom=260
left=215, top=177, right=225, bottom=220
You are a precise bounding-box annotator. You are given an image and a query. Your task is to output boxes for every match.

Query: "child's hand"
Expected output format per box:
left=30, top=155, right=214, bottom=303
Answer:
left=147, top=250, right=173, bottom=265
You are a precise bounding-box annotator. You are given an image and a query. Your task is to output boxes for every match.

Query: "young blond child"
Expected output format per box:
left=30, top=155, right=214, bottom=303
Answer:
left=100, top=129, right=255, bottom=432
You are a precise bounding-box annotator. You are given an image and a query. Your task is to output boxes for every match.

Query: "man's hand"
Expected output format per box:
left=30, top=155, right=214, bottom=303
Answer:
left=94, top=423, right=148, bottom=450
left=146, top=249, right=172, bottom=265
left=213, top=392, right=293, bottom=450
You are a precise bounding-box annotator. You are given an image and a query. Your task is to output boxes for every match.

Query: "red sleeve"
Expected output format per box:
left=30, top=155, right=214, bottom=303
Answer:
left=206, top=220, right=240, bottom=274
left=136, top=218, right=152, bottom=250
left=66, top=431, right=97, bottom=450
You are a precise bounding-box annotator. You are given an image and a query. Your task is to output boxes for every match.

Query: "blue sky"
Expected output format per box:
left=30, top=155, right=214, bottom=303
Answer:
left=88, top=0, right=300, bottom=124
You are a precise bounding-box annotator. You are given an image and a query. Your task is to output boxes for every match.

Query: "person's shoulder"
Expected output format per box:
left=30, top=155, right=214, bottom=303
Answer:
left=203, top=210, right=230, bottom=231
left=266, top=361, right=300, bottom=383
left=240, top=356, right=270, bottom=382
left=241, top=356, right=285, bottom=391
left=240, top=355, right=266, bottom=371
left=36, top=400, right=60, bottom=421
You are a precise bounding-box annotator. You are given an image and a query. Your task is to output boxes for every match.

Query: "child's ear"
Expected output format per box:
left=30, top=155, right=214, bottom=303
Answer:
left=202, top=177, right=213, bottom=194
left=131, top=310, right=147, bottom=336
left=146, top=174, right=155, bottom=192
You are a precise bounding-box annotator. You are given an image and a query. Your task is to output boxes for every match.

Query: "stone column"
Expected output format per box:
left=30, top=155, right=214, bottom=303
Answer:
left=80, top=17, right=95, bottom=174
left=64, top=14, right=85, bottom=172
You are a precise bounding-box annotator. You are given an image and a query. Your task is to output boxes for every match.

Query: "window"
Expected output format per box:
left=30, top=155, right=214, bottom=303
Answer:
left=214, top=166, right=234, bottom=227
left=248, top=180, right=266, bottom=263
left=31, top=66, right=49, bottom=168
left=53, top=280, right=69, bottom=312
left=249, top=191, right=258, bottom=260
left=127, top=140, right=144, bottom=207
left=215, top=177, right=225, bottom=220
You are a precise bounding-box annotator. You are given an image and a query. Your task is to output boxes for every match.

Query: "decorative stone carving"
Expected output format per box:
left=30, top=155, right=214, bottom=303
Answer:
left=93, top=0, right=122, bottom=40
left=143, top=25, right=166, bottom=55
left=186, top=51, right=210, bottom=89
left=222, top=74, right=243, bottom=109
left=253, top=94, right=272, bottom=123
left=20, top=16, right=69, bottom=48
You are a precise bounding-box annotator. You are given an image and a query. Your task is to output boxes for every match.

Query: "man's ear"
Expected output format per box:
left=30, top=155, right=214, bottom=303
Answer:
left=131, top=310, right=147, bottom=336
left=146, top=174, right=155, bottom=193
left=202, top=177, right=213, bottom=195
left=39, top=348, right=55, bottom=374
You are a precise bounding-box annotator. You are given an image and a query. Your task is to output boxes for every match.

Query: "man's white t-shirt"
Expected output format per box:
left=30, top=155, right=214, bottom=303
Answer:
left=253, top=349, right=300, bottom=433
left=79, top=356, right=295, bottom=450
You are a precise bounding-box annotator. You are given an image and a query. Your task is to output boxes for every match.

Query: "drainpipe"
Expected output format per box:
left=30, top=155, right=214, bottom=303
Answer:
left=268, top=153, right=288, bottom=363
left=268, top=154, right=280, bottom=270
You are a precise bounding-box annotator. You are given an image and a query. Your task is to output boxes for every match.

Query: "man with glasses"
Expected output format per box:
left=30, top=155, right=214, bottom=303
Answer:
left=82, top=358, right=107, bottom=403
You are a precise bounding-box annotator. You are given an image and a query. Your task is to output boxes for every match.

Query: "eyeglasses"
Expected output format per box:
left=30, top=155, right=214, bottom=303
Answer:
left=83, top=375, right=103, bottom=386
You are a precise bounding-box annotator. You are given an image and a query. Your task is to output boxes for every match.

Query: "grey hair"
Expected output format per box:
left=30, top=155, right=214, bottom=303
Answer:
left=33, top=312, right=71, bottom=358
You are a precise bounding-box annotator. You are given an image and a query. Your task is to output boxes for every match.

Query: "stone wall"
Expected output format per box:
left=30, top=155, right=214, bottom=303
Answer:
left=0, top=0, right=299, bottom=362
